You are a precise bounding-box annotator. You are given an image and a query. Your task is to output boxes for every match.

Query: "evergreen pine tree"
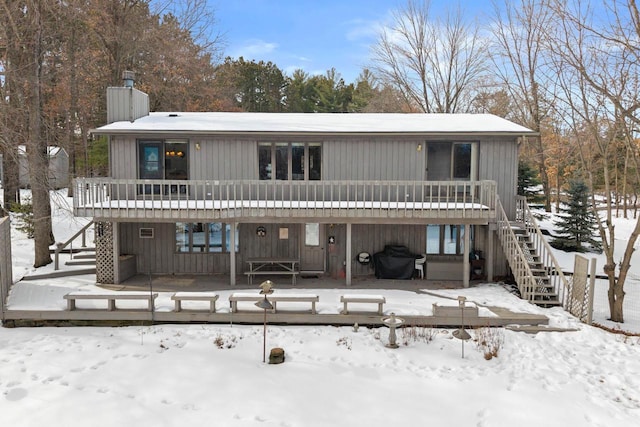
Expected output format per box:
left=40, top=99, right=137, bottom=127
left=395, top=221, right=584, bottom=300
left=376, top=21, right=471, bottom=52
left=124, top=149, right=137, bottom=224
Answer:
left=551, top=179, right=602, bottom=253
left=11, top=198, right=34, bottom=239
left=517, top=160, right=541, bottom=201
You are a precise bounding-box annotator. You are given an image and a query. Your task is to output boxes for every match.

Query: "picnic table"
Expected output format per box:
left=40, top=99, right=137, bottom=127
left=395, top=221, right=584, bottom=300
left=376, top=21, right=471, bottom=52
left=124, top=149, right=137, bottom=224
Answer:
left=245, top=257, right=300, bottom=285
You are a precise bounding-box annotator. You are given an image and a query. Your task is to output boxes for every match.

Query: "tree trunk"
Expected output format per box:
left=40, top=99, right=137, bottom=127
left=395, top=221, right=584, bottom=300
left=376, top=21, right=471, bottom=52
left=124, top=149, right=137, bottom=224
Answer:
left=555, top=172, right=560, bottom=212
left=66, top=25, right=78, bottom=198
left=623, top=146, right=629, bottom=219
left=607, top=273, right=625, bottom=323
left=1, top=148, right=20, bottom=212
left=2, top=34, right=22, bottom=212
left=82, top=126, right=89, bottom=177
left=26, top=1, right=53, bottom=267
left=616, top=156, right=622, bottom=217
left=604, top=262, right=619, bottom=321
left=537, top=142, right=551, bottom=212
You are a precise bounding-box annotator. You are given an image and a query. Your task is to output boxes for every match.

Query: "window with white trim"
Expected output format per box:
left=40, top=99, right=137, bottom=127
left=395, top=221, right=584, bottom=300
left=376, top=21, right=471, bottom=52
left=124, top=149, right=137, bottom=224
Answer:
left=426, top=225, right=472, bottom=255
left=259, top=142, right=321, bottom=180
left=426, top=142, right=476, bottom=181
left=176, top=223, right=239, bottom=253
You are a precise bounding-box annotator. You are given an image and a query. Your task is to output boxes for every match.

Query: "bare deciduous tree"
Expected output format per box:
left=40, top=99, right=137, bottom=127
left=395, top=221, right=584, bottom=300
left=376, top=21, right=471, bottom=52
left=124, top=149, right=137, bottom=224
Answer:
left=151, top=0, right=224, bottom=60
left=0, top=56, right=22, bottom=212
left=0, top=0, right=227, bottom=267
left=371, top=0, right=488, bottom=113
left=0, top=0, right=55, bottom=267
left=491, top=0, right=556, bottom=211
left=548, top=0, right=640, bottom=322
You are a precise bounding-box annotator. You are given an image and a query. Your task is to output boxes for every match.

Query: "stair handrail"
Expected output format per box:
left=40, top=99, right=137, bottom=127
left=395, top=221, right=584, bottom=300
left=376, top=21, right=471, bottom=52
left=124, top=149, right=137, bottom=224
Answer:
left=54, top=220, right=94, bottom=270
left=495, top=197, right=541, bottom=301
left=515, top=196, right=569, bottom=305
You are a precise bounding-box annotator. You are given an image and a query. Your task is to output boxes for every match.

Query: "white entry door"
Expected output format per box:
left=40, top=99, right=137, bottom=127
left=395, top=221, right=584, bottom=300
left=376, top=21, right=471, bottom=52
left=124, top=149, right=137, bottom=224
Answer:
left=300, top=223, right=325, bottom=272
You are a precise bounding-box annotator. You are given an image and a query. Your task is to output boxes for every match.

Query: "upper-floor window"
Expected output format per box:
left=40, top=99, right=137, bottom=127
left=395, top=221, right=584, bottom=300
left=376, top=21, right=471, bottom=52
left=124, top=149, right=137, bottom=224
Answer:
left=139, top=139, right=189, bottom=180
left=259, top=142, right=321, bottom=180
left=426, top=142, right=476, bottom=181
left=452, top=143, right=472, bottom=180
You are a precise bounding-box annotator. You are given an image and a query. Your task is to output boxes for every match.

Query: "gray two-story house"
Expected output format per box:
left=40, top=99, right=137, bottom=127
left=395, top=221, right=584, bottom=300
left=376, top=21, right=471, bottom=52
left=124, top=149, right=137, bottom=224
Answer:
left=75, top=85, right=562, bottom=305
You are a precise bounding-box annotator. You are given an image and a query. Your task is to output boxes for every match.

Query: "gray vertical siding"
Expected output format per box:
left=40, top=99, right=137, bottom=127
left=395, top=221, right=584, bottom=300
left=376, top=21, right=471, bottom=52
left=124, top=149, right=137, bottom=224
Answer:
left=111, top=137, right=257, bottom=180
left=239, top=223, right=300, bottom=260
left=350, top=224, right=425, bottom=276
left=478, top=136, right=519, bottom=218
left=190, top=138, right=258, bottom=180
left=106, top=133, right=519, bottom=277
left=109, top=135, right=519, bottom=215
left=110, top=136, right=137, bottom=179
left=106, top=87, right=149, bottom=124
left=324, top=137, right=423, bottom=181
left=119, top=222, right=302, bottom=276
left=118, top=221, right=434, bottom=278
left=118, top=222, right=187, bottom=275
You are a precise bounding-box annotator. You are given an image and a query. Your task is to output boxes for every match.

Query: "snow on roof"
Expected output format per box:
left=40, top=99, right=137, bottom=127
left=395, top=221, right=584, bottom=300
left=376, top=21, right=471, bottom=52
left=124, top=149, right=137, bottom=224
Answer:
left=94, top=112, right=536, bottom=135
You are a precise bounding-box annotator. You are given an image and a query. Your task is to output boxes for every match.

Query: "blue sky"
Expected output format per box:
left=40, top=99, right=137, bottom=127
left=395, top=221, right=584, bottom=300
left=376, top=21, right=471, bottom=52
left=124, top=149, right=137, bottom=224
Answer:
left=213, top=0, right=494, bottom=84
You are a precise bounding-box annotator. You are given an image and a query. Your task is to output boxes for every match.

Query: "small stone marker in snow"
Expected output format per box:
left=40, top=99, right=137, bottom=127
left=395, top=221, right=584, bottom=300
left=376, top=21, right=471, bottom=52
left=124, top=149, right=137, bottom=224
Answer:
left=269, top=347, right=285, bottom=364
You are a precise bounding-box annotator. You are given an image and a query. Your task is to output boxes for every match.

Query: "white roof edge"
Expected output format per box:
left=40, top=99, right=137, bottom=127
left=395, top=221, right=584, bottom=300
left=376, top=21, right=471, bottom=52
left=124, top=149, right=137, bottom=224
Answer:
left=93, top=112, right=537, bottom=135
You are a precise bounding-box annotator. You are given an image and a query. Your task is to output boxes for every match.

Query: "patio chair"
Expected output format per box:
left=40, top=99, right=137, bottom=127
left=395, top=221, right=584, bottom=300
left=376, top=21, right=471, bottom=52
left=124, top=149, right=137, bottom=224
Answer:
left=415, top=254, right=427, bottom=279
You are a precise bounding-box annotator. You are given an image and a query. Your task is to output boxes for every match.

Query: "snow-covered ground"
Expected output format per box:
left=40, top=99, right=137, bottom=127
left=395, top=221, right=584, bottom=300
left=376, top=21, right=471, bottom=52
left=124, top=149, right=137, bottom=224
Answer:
left=1, top=191, right=640, bottom=426
left=535, top=208, right=640, bottom=331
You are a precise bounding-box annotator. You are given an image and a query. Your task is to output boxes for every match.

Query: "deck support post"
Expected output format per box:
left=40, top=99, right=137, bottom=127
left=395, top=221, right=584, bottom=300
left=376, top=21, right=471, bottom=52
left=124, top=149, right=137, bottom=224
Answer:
left=230, top=222, right=237, bottom=286
left=487, top=223, right=495, bottom=282
left=463, top=223, right=470, bottom=288
left=346, top=223, right=352, bottom=286
left=112, top=222, right=120, bottom=284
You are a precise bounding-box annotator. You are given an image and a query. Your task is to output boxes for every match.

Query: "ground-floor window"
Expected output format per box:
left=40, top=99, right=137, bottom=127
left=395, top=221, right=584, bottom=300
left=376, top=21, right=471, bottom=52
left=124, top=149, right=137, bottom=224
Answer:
left=426, top=224, right=472, bottom=255
left=305, top=223, right=320, bottom=246
left=176, top=223, right=239, bottom=253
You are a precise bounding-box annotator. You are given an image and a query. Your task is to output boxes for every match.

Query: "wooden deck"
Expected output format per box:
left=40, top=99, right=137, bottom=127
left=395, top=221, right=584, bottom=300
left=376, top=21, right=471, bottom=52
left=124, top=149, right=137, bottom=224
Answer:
left=72, top=178, right=497, bottom=223
left=2, top=309, right=548, bottom=328
left=109, top=273, right=453, bottom=292
left=2, top=274, right=549, bottom=327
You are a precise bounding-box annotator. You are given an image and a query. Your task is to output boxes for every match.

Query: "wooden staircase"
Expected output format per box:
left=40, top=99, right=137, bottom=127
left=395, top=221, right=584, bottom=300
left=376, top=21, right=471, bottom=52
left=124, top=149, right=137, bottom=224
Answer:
left=496, top=197, right=568, bottom=307
left=21, top=221, right=96, bottom=281
left=510, top=224, right=562, bottom=306
left=64, top=249, right=96, bottom=267
left=21, top=246, right=96, bottom=281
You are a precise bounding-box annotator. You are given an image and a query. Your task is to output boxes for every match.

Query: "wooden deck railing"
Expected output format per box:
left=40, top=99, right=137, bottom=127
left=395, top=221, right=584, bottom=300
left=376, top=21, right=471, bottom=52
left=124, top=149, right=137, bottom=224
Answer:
left=496, top=196, right=569, bottom=303
left=496, top=197, right=540, bottom=301
left=515, top=196, right=568, bottom=304
left=73, top=178, right=497, bottom=222
left=54, top=220, right=94, bottom=270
